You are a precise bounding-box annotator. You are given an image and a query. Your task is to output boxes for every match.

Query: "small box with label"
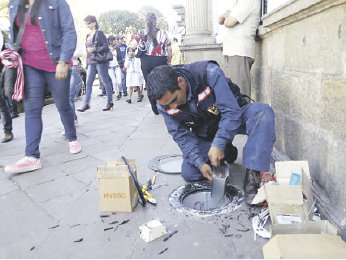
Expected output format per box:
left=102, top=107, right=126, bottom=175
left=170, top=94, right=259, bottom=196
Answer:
left=97, top=159, right=138, bottom=212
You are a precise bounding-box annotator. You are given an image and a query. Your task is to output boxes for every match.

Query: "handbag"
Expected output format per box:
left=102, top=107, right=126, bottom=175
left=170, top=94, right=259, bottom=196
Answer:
left=0, top=7, right=30, bottom=100
left=90, top=30, right=113, bottom=63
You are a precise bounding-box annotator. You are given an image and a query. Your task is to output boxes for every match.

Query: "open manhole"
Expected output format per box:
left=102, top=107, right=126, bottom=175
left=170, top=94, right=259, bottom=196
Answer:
left=147, top=154, right=183, bottom=174
left=169, top=182, right=244, bottom=217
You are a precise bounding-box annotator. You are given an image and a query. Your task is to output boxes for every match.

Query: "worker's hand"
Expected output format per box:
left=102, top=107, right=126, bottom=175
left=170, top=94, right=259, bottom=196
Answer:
left=199, top=163, right=214, bottom=181
left=208, top=146, right=224, bottom=167
left=218, top=16, right=226, bottom=25
left=87, top=47, right=94, bottom=53
left=55, top=62, right=69, bottom=81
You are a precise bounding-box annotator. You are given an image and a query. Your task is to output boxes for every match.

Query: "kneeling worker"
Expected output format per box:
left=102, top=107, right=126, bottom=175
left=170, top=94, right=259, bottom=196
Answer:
left=146, top=61, right=276, bottom=202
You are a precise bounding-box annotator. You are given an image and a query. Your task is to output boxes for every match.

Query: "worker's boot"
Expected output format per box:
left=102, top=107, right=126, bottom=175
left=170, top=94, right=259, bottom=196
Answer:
left=224, top=142, right=238, bottom=164
left=244, top=169, right=261, bottom=204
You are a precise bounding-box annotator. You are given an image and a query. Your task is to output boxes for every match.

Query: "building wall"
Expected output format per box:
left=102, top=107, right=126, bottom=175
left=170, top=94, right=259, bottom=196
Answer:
left=253, top=0, right=346, bottom=232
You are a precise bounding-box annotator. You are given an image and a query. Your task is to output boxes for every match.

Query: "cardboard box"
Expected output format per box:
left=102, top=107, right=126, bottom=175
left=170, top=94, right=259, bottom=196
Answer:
left=263, top=234, right=346, bottom=258
left=270, top=220, right=338, bottom=238
left=265, top=161, right=313, bottom=224
left=97, top=159, right=138, bottom=212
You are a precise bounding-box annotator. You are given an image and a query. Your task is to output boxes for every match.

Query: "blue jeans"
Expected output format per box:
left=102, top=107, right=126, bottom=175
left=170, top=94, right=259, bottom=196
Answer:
left=69, top=65, right=81, bottom=120
left=181, top=103, right=275, bottom=182
left=23, top=65, right=77, bottom=158
left=121, top=71, right=127, bottom=94
left=85, top=63, right=113, bottom=105
left=0, top=94, right=12, bottom=134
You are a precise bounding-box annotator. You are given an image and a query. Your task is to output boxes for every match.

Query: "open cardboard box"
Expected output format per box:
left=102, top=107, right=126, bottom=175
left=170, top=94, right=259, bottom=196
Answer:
left=265, top=161, right=313, bottom=224
left=97, top=159, right=138, bottom=212
left=263, top=234, right=346, bottom=258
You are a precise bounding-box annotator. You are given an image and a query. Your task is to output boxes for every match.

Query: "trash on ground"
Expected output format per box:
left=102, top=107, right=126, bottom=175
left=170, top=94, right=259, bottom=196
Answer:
left=139, top=219, right=167, bottom=242
left=73, top=238, right=83, bottom=243
left=30, top=246, right=35, bottom=251
left=100, top=215, right=110, bottom=218
left=265, top=161, right=313, bottom=224
left=113, top=219, right=130, bottom=232
left=97, top=158, right=139, bottom=212
left=163, top=230, right=178, bottom=241
left=70, top=224, right=81, bottom=228
left=109, top=221, right=119, bottom=225
left=262, top=161, right=346, bottom=258
left=48, top=224, right=60, bottom=229
left=104, top=227, right=113, bottom=231
left=252, top=207, right=270, bottom=240
left=158, top=248, right=168, bottom=255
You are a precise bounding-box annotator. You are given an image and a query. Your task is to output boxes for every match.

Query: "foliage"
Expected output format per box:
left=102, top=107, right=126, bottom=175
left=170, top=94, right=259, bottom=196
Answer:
left=0, top=0, right=10, bottom=18
left=98, top=10, right=141, bottom=36
left=98, top=5, right=168, bottom=37
left=137, top=5, right=168, bottom=31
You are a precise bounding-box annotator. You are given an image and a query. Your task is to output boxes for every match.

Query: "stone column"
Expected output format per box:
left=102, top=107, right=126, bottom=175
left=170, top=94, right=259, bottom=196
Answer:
left=184, top=0, right=214, bottom=45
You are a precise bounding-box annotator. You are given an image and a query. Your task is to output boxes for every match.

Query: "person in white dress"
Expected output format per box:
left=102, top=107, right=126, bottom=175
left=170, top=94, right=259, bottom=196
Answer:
left=123, top=47, right=144, bottom=103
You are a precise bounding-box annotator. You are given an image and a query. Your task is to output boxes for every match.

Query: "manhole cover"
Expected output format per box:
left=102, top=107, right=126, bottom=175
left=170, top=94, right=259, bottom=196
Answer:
left=148, top=154, right=182, bottom=174
left=169, top=182, right=244, bottom=217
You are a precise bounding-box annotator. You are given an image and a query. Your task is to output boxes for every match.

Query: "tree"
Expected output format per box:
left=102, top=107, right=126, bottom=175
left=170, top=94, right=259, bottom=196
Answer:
left=98, top=10, right=141, bottom=35
left=0, top=0, right=10, bottom=19
left=138, top=6, right=168, bottom=31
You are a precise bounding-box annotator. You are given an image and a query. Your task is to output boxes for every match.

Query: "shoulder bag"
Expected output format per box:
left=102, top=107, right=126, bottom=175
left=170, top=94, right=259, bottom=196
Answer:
left=0, top=7, right=31, bottom=100
left=90, top=30, right=113, bottom=63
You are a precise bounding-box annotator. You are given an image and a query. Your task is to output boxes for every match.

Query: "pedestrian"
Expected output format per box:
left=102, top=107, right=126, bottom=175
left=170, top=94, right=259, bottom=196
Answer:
left=146, top=61, right=276, bottom=203
left=69, top=35, right=83, bottom=126
left=107, top=35, right=123, bottom=101
left=115, top=35, right=127, bottom=97
left=0, top=50, right=14, bottom=143
left=218, top=0, right=260, bottom=99
left=123, top=47, right=143, bottom=104
left=77, top=15, right=114, bottom=112
left=130, top=12, right=172, bottom=115
left=171, top=37, right=184, bottom=66
left=5, top=0, right=82, bottom=174
left=0, top=29, right=15, bottom=144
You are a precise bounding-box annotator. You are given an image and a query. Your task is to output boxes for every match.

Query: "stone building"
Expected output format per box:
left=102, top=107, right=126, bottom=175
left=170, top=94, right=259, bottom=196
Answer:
left=181, top=0, right=345, bottom=237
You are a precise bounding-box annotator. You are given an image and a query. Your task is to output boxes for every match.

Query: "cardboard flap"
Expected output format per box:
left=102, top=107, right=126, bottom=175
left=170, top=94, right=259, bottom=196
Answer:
left=275, top=160, right=310, bottom=185
left=97, top=165, right=132, bottom=178
left=270, top=220, right=338, bottom=237
left=265, top=185, right=304, bottom=205
left=107, top=158, right=137, bottom=170
left=263, top=234, right=346, bottom=259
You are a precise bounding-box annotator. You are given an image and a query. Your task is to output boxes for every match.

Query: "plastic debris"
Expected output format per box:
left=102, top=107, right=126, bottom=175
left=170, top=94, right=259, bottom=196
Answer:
left=73, top=238, right=83, bottom=243
left=163, top=230, right=178, bottom=241
left=139, top=219, right=167, bottom=242
left=158, top=248, right=168, bottom=255
left=252, top=208, right=270, bottom=240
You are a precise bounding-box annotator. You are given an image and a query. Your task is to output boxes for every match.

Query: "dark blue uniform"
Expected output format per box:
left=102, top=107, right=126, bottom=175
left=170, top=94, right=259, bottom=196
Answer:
left=158, top=61, right=276, bottom=181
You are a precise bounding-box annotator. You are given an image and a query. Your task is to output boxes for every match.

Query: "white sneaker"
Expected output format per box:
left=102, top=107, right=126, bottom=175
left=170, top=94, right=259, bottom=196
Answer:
left=69, top=140, right=82, bottom=154
left=5, top=156, right=42, bottom=174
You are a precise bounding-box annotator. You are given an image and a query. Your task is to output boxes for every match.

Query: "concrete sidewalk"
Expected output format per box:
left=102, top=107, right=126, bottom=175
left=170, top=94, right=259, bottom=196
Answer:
left=0, top=87, right=268, bottom=258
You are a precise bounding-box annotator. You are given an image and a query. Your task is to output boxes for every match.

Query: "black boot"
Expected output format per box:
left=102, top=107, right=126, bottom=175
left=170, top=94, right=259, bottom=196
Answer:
left=244, top=169, right=261, bottom=204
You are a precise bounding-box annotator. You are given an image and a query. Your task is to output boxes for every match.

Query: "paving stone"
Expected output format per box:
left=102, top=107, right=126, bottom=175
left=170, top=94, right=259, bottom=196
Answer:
left=25, top=176, right=86, bottom=204
left=0, top=179, right=19, bottom=195
left=0, top=204, right=55, bottom=248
